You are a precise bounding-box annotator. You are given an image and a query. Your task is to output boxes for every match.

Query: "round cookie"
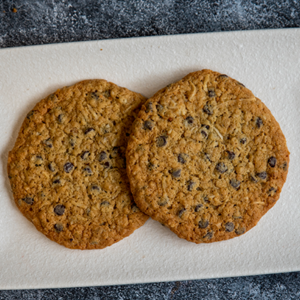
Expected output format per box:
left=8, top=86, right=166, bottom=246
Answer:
left=126, top=69, right=289, bottom=244
left=8, top=80, right=149, bottom=249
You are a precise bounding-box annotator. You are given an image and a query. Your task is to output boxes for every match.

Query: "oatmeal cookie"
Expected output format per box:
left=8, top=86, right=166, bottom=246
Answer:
left=126, top=69, right=289, bottom=243
left=8, top=80, right=148, bottom=249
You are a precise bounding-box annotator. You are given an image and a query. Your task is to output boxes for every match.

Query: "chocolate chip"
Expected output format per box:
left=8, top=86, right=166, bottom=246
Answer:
left=204, top=153, right=211, bottom=162
left=111, top=147, right=120, bottom=158
left=216, top=162, right=228, bottom=173
left=53, top=179, right=61, bottom=184
left=83, top=166, right=93, bottom=174
left=201, top=130, right=208, bottom=138
left=157, top=136, right=167, bottom=147
left=235, top=227, right=245, bottom=235
left=100, top=201, right=110, bottom=206
left=185, top=116, right=194, bottom=125
left=178, top=153, right=187, bottom=164
left=81, top=151, right=90, bottom=160
left=49, top=94, right=56, bottom=101
left=257, top=171, right=267, bottom=180
left=91, top=92, right=99, bottom=100
left=156, top=104, right=164, bottom=112
left=35, top=155, right=43, bottom=167
left=240, top=137, right=247, bottom=144
left=203, top=195, right=209, bottom=203
left=201, top=124, right=210, bottom=130
left=203, top=231, right=213, bottom=239
left=172, top=169, right=181, bottom=178
left=104, top=161, right=111, bottom=168
left=54, top=224, right=63, bottom=232
left=99, top=151, right=107, bottom=161
left=147, top=162, right=156, bottom=171
left=44, top=138, right=52, bottom=148
left=85, top=128, right=95, bottom=135
left=208, top=88, right=216, bottom=98
left=230, top=179, right=240, bottom=190
left=227, top=151, right=235, bottom=160
left=64, top=162, right=74, bottom=173
left=199, top=220, right=209, bottom=229
left=143, top=120, right=154, bottom=130
left=22, top=197, right=34, bottom=205
left=282, top=162, right=288, bottom=171
left=225, top=222, right=234, bottom=232
left=195, top=204, right=203, bottom=212
left=187, top=180, right=196, bottom=191
left=54, top=205, right=65, bottom=216
left=178, top=208, right=186, bottom=218
left=203, top=103, right=213, bottom=115
left=27, top=111, right=35, bottom=119
left=48, top=163, right=55, bottom=172
left=91, top=185, right=100, bottom=191
left=219, top=74, right=228, bottom=79
left=268, top=157, right=277, bottom=168
left=256, top=117, right=263, bottom=128
left=69, top=139, right=75, bottom=147
left=145, top=102, right=153, bottom=113
left=58, top=114, right=63, bottom=123
left=103, top=90, right=110, bottom=98
left=158, top=197, right=169, bottom=206
left=250, top=175, right=258, bottom=183
left=268, top=187, right=277, bottom=195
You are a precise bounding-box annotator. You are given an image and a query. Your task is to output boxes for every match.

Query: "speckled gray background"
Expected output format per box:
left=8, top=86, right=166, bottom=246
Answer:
left=1, top=0, right=300, bottom=48
left=1, top=0, right=300, bottom=299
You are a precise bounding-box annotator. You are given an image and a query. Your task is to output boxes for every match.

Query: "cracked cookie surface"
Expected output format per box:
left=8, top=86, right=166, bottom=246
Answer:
left=8, top=80, right=148, bottom=249
left=126, top=69, right=289, bottom=243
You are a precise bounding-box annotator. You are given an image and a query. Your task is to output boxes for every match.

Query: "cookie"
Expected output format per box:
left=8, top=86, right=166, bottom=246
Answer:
left=8, top=79, right=149, bottom=249
left=126, top=69, right=289, bottom=244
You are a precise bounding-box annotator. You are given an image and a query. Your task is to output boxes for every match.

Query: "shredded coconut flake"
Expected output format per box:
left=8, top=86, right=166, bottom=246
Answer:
left=187, top=82, right=196, bottom=101
left=212, top=126, right=223, bottom=140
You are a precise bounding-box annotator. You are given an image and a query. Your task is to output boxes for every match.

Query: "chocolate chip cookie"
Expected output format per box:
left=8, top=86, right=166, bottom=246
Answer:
left=126, top=69, right=289, bottom=243
left=8, top=80, right=148, bottom=249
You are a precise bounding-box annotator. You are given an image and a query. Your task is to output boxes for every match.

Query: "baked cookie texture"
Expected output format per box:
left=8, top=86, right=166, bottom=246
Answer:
left=8, top=80, right=148, bottom=250
left=126, top=69, right=289, bottom=244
